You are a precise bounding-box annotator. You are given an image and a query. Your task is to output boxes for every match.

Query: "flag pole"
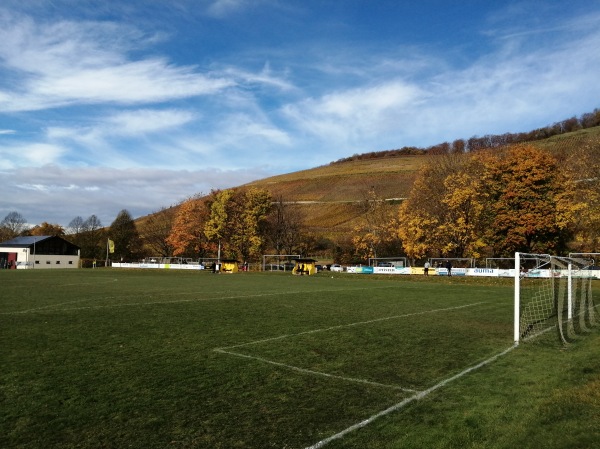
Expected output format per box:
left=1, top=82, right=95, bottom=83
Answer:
left=105, top=238, right=109, bottom=267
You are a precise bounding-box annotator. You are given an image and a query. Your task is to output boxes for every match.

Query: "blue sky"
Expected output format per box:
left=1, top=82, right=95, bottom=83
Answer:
left=1, top=0, right=599, bottom=228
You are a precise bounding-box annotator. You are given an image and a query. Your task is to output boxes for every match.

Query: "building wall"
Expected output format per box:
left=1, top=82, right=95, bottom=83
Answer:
left=15, top=248, right=80, bottom=269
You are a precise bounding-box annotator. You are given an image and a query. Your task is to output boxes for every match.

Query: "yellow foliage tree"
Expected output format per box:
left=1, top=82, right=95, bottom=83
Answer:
left=564, top=139, right=600, bottom=252
left=398, top=154, right=486, bottom=260
left=437, top=170, right=487, bottom=258
left=204, top=188, right=272, bottom=261
left=29, top=222, right=65, bottom=236
left=352, top=187, right=401, bottom=260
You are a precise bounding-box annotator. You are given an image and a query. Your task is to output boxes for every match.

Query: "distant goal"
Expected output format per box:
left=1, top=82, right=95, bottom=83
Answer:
left=261, top=254, right=301, bottom=272
left=514, top=252, right=597, bottom=345
left=368, top=257, right=407, bottom=268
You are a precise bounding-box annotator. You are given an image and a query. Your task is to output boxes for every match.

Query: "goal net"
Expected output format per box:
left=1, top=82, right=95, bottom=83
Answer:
left=514, top=252, right=597, bottom=345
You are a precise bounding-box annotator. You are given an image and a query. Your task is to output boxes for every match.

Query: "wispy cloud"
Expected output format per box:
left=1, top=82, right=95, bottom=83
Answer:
left=205, top=0, right=256, bottom=18
left=0, top=11, right=234, bottom=112
left=0, top=143, right=67, bottom=169
left=281, top=16, right=600, bottom=150
left=1, top=165, right=267, bottom=225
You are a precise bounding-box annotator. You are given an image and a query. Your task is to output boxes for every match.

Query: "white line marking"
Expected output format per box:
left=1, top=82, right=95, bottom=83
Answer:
left=214, top=348, right=420, bottom=393
left=216, top=302, right=486, bottom=350
left=213, top=302, right=485, bottom=396
left=0, top=286, right=395, bottom=315
left=304, top=345, right=517, bottom=449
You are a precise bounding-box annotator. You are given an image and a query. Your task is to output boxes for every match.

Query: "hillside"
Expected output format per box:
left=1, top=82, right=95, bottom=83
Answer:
left=243, top=154, right=424, bottom=237
left=135, top=125, right=600, bottom=245
left=241, top=126, right=600, bottom=238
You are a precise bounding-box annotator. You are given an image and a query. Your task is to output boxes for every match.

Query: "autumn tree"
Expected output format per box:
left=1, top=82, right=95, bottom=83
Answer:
left=451, top=139, right=466, bottom=154
left=436, top=168, right=488, bottom=258
left=398, top=153, right=486, bottom=261
left=166, top=197, right=210, bottom=258
left=108, top=209, right=143, bottom=261
left=352, top=187, right=402, bottom=261
left=30, top=222, right=65, bottom=236
left=232, top=187, right=272, bottom=261
left=204, top=188, right=272, bottom=261
left=204, top=189, right=234, bottom=257
left=559, top=139, right=600, bottom=252
left=479, top=145, right=580, bottom=256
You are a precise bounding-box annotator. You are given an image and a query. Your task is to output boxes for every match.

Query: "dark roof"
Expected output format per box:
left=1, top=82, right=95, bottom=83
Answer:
left=0, top=236, right=79, bottom=252
left=0, top=235, right=53, bottom=247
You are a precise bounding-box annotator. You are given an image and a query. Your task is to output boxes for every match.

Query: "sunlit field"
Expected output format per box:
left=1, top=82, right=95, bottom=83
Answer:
left=1, top=269, right=598, bottom=449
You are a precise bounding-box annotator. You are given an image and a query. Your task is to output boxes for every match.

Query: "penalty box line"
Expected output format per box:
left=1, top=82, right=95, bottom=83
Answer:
left=214, top=348, right=419, bottom=393
left=304, top=344, right=517, bottom=449
left=216, top=301, right=486, bottom=351
left=213, top=301, right=486, bottom=394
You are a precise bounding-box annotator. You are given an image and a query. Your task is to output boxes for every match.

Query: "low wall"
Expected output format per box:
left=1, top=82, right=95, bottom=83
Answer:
left=347, top=266, right=600, bottom=279
left=112, top=262, right=205, bottom=270
left=109, top=263, right=600, bottom=279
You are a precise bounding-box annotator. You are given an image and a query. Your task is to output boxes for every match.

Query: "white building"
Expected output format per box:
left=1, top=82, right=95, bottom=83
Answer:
left=0, top=235, right=81, bottom=269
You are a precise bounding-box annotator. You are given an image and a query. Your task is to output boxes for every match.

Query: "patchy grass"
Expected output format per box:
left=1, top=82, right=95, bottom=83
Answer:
left=1, top=269, right=598, bottom=449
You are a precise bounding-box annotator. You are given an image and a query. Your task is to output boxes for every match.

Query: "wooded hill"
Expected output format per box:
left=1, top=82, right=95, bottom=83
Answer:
left=240, top=125, right=600, bottom=241
left=131, top=117, right=599, bottom=263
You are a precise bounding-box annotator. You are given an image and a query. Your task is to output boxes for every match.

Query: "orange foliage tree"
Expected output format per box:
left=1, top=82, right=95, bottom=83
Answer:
left=166, top=196, right=211, bottom=257
left=478, top=144, right=581, bottom=256
left=398, top=144, right=582, bottom=260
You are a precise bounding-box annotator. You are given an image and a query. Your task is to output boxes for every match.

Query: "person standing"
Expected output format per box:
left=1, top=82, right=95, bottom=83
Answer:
left=446, top=260, right=452, bottom=276
left=424, top=261, right=430, bottom=276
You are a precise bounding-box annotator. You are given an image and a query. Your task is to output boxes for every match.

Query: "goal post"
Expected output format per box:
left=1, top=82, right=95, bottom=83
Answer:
left=514, top=252, right=597, bottom=345
left=261, top=254, right=301, bottom=271
left=368, top=257, right=407, bottom=267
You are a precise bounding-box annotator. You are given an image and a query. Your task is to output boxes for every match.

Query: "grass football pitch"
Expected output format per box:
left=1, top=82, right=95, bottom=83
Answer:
left=1, top=269, right=599, bottom=449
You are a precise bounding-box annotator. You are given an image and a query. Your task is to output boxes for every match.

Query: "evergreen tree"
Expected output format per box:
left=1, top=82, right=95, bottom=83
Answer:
left=109, top=209, right=143, bottom=261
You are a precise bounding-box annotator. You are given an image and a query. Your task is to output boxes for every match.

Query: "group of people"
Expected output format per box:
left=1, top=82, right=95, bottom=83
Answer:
left=423, top=260, right=453, bottom=276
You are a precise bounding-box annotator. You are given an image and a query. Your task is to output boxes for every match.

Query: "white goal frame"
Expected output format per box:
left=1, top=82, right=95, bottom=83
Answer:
left=514, top=252, right=596, bottom=345
left=368, top=256, right=407, bottom=267
left=261, top=254, right=301, bottom=271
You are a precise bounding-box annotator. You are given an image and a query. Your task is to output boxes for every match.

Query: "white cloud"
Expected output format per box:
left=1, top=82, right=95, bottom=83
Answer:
left=105, top=109, right=197, bottom=136
left=282, top=80, right=425, bottom=145
left=0, top=143, right=66, bottom=169
left=0, top=11, right=234, bottom=112
left=0, top=165, right=269, bottom=226
left=281, top=16, right=600, bottom=150
left=220, top=63, right=296, bottom=92
left=206, top=0, right=251, bottom=17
